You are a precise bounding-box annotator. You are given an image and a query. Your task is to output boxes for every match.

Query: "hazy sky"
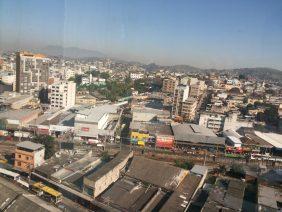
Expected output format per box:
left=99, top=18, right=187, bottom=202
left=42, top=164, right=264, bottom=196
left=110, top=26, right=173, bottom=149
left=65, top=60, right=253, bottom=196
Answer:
left=1, top=0, right=282, bottom=69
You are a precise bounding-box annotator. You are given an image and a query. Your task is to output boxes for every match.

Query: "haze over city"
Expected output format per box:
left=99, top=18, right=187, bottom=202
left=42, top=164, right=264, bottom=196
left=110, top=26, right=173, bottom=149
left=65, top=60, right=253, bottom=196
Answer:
left=1, top=0, right=282, bottom=69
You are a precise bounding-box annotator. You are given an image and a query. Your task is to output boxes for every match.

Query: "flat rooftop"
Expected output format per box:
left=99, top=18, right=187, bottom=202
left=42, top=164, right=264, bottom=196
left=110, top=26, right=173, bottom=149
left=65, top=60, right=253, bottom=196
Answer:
left=75, top=104, right=118, bottom=123
left=16, top=141, right=44, bottom=151
left=126, top=156, right=188, bottom=191
left=0, top=109, right=41, bottom=120
left=99, top=176, right=166, bottom=211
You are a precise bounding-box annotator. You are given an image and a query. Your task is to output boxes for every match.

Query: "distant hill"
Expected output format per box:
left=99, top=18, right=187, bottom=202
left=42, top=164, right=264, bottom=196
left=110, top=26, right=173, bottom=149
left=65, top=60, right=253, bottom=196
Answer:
left=38, top=45, right=106, bottom=58
left=232, top=67, right=282, bottom=82
left=167, top=64, right=202, bottom=73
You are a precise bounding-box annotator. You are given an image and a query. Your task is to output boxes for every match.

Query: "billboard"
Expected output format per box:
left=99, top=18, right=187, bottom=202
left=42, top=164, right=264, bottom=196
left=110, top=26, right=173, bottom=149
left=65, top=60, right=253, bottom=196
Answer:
left=156, top=136, right=174, bottom=149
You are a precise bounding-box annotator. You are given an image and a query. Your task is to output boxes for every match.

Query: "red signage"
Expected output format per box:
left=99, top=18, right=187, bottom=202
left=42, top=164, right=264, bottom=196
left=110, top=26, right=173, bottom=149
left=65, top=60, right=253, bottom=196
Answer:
left=81, top=127, right=89, bottom=132
left=156, top=136, right=174, bottom=149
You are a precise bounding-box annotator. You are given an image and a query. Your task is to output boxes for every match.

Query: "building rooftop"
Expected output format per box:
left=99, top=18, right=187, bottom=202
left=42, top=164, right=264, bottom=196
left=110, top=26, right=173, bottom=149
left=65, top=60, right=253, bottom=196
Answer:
left=172, top=124, right=225, bottom=146
left=99, top=176, right=165, bottom=211
left=258, top=185, right=278, bottom=210
left=0, top=109, right=41, bottom=121
left=204, top=178, right=246, bottom=211
left=190, top=165, right=208, bottom=176
left=172, top=124, right=216, bottom=137
left=160, top=174, right=202, bottom=212
left=126, top=156, right=188, bottom=191
left=222, top=129, right=242, bottom=139
left=0, top=176, right=60, bottom=212
left=254, top=131, right=282, bottom=149
left=85, top=150, right=132, bottom=182
left=130, top=122, right=173, bottom=136
left=75, top=104, right=118, bottom=123
left=16, top=141, right=44, bottom=151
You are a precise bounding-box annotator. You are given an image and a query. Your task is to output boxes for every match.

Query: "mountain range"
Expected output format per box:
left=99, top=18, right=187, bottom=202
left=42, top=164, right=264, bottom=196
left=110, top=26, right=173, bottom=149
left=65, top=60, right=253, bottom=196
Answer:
left=37, top=45, right=106, bottom=58
left=32, top=46, right=282, bottom=82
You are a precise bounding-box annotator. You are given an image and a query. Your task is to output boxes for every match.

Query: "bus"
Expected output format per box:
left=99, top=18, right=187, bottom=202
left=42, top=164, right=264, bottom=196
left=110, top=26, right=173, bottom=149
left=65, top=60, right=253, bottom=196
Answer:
left=32, top=182, right=62, bottom=204
left=0, top=167, right=20, bottom=181
left=0, top=167, right=30, bottom=188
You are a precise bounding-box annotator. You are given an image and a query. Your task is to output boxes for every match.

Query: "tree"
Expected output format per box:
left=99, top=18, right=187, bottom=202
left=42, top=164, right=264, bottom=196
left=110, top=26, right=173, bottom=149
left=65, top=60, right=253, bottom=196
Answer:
left=174, top=159, right=194, bottom=170
left=32, top=135, right=55, bottom=160
left=229, top=163, right=245, bottom=178
left=219, top=165, right=226, bottom=174
left=74, top=74, right=82, bottom=85
left=101, top=151, right=111, bottom=162
left=239, top=74, right=246, bottom=80
left=100, top=72, right=110, bottom=79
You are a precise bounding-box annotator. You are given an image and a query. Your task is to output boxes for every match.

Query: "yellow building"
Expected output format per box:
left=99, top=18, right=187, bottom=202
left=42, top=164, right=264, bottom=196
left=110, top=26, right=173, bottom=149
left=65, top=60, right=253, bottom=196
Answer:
left=130, top=131, right=149, bottom=146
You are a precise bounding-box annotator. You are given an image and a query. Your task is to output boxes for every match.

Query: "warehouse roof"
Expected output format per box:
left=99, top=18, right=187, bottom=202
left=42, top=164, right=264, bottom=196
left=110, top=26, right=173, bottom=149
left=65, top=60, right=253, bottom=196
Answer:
left=254, top=131, right=282, bottom=149
left=160, top=174, right=201, bottom=212
left=85, top=150, right=132, bottom=182
left=76, top=104, right=118, bottom=123
left=258, top=185, right=278, bottom=210
left=172, top=124, right=225, bottom=146
left=0, top=109, right=41, bottom=120
left=130, top=122, right=173, bottom=136
left=126, top=156, right=188, bottom=191
left=172, top=124, right=216, bottom=137
left=100, top=176, right=164, bottom=211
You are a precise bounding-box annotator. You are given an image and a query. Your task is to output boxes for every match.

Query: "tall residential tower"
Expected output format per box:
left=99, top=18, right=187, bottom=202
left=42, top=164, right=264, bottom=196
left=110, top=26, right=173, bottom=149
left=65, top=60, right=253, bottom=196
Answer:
left=16, top=52, right=50, bottom=96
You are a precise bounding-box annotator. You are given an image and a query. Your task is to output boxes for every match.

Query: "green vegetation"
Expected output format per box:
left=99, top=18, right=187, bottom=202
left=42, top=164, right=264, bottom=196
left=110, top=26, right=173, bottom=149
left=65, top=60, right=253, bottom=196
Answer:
left=32, top=135, right=55, bottom=160
left=174, top=159, right=194, bottom=170
left=77, top=79, right=133, bottom=102
left=229, top=163, right=246, bottom=179
left=68, top=74, right=82, bottom=85
left=239, top=101, right=279, bottom=127
left=101, top=151, right=111, bottom=162
left=205, top=175, right=217, bottom=184
left=133, top=78, right=149, bottom=93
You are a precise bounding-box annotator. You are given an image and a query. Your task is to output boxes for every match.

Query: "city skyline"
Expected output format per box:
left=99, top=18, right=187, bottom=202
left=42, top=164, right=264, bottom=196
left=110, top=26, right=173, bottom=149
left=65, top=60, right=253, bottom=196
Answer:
left=1, top=0, right=282, bottom=70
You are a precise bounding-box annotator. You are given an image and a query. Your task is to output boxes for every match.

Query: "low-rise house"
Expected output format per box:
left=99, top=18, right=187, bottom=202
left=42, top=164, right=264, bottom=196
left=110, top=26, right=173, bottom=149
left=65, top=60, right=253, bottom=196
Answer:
left=14, top=141, right=45, bottom=173
left=83, top=150, right=133, bottom=198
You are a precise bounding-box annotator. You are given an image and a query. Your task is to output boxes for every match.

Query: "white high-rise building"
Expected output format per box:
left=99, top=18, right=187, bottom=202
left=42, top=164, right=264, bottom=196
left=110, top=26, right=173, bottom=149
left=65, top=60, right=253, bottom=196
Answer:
left=50, top=81, right=76, bottom=108
left=172, top=85, right=189, bottom=117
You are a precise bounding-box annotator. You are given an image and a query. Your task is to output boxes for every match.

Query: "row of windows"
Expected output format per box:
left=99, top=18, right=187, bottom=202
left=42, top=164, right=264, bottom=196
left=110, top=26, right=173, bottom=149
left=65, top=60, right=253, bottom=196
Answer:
left=17, top=154, right=31, bottom=160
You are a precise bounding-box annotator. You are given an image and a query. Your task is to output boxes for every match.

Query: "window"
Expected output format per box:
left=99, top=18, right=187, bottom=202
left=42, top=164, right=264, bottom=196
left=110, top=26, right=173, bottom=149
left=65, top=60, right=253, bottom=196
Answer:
left=18, top=154, right=21, bottom=158
left=17, top=161, right=21, bottom=166
left=26, top=156, right=29, bottom=160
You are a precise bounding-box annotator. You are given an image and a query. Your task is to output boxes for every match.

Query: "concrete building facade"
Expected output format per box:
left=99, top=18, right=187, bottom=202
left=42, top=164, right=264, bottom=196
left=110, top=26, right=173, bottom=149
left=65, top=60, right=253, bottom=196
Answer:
left=50, top=81, right=76, bottom=109
left=172, top=85, right=189, bottom=117
left=162, top=77, right=179, bottom=94
left=16, top=52, right=50, bottom=96
left=14, top=141, right=45, bottom=173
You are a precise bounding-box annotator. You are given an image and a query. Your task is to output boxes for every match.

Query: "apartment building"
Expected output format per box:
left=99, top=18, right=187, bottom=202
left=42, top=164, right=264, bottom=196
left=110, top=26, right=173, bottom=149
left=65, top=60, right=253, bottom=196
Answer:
left=14, top=141, right=45, bottom=173
left=50, top=81, right=76, bottom=109
left=130, top=72, right=144, bottom=80
left=16, top=51, right=50, bottom=96
left=172, top=85, right=189, bottom=117
left=162, top=77, right=179, bottom=94
left=198, top=112, right=226, bottom=132
left=181, top=97, right=198, bottom=121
